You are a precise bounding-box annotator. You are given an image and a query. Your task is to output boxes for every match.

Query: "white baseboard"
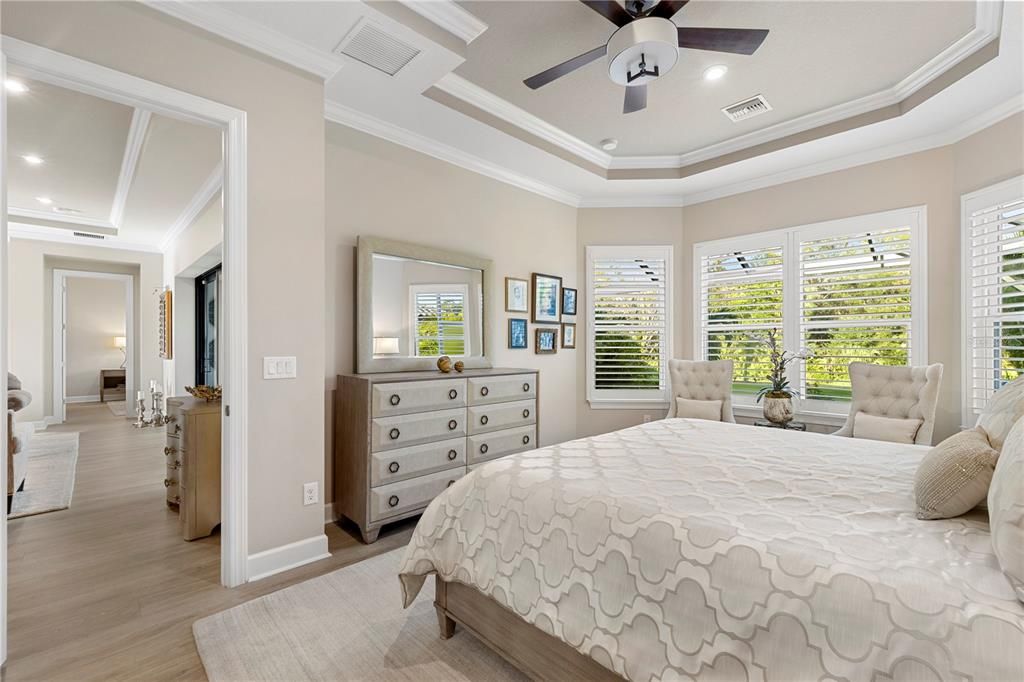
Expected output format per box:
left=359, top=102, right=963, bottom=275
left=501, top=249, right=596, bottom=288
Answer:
left=247, top=533, right=330, bottom=582
left=65, top=395, right=100, bottom=404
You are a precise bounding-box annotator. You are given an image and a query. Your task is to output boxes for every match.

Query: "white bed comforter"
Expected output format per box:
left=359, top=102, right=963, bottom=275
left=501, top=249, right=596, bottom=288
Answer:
left=398, top=419, right=1024, bottom=681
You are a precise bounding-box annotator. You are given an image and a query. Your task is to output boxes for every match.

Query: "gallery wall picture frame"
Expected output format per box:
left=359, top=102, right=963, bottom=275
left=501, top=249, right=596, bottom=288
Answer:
left=531, top=273, right=562, bottom=324
left=508, top=318, right=528, bottom=349
left=535, top=327, right=558, bottom=354
left=505, top=277, right=529, bottom=313
left=561, top=322, right=576, bottom=349
left=562, top=287, right=577, bottom=316
left=158, top=288, right=173, bottom=360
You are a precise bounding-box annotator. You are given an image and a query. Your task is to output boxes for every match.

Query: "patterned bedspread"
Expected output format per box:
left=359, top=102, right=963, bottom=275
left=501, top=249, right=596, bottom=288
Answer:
left=398, top=419, right=1024, bottom=681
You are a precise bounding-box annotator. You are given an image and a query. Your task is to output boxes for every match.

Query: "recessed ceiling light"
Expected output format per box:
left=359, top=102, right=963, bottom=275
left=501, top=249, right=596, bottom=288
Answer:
left=4, top=79, right=28, bottom=94
left=703, top=65, right=728, bottom=82
left=22, top=154, right=44, bottom=165
left=35, top=196, right=53, bottom=205
left=600, top=138, right=619, bottom=151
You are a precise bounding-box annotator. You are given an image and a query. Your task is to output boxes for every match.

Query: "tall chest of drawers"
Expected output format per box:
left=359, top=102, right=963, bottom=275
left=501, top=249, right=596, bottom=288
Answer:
left=334, top=368, right=539, bottom=543
left=165, top=397, right=222, bottom=541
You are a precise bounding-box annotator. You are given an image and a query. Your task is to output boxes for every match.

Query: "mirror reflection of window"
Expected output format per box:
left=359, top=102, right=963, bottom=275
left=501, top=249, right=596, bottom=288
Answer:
left=411, top=284, right=469, bottom=358
left=195, top=264, right=221, bottom=386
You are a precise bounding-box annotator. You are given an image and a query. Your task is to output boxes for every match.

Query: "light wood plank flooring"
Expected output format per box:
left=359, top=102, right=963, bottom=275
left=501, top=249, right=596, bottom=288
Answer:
left=5, top=402, right=415, bottom=681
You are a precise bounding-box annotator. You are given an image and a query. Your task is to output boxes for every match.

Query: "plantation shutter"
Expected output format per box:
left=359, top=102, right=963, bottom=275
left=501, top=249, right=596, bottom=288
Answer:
left=697, top=245, right=784, bottom=396
left=587, top=246, right=673, bottom=404
left=965, top=182, right=1024, bottom=416
left=413, top=288, right=467, bottom=357
left=799, top=225, right=913, bottom=402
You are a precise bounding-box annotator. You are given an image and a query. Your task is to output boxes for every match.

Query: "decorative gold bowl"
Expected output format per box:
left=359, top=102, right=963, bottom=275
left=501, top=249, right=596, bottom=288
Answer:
left=185, top=385, right=222, bottom=402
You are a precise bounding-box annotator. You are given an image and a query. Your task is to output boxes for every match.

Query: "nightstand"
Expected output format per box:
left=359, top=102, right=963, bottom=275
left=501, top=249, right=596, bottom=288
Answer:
left=753, top=419, right=807, bottom=431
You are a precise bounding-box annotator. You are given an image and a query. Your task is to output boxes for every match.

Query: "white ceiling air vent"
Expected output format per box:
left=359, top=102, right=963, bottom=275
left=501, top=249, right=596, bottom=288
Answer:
left=334, top=20, right=420, bottom=76
left=73, top=232, right=105, bottom=240
left=722, top=94, right=772, bottom=123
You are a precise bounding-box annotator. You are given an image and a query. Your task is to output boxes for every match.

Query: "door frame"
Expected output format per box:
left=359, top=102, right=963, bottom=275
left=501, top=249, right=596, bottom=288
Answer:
left=1, top=38, right=250, bottom=598
left=51, top=270, right=134, bottom=422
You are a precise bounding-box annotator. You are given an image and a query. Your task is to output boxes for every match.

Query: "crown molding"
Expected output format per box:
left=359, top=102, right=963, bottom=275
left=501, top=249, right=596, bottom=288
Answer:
left=8, top=223, right=162, bottom=253
left=140, top=0, right=346, bottom=80
left=8, top=206, right=116, bottom=231
left=110, top=108, right=152, bottom=228
left=158, top=163, right=224, bottom=252
left=398, top=0, right=488, bottom=45
left=324, top=100, right=581, bottom=207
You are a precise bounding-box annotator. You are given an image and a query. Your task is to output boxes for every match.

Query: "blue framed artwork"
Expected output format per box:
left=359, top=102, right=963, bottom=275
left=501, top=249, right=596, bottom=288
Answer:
left=535, top=327, right=557, bottom=354
left=562, top=287, right=577, bottom=316
left=531, top=272, right=562, bottom=324
left=508, top=318, right=528, bottom=349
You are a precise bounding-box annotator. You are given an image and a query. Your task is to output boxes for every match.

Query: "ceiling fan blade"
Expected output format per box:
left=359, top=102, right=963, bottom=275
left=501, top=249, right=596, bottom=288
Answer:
left=580, top=1, right=634, bottom=27
left=623, top=84, right=647, bottom=114
left=648, top=0, right=690, bottom=19
left=677, top=27, right=769, bottom=55
left=524, top=45, right=607, bottom=89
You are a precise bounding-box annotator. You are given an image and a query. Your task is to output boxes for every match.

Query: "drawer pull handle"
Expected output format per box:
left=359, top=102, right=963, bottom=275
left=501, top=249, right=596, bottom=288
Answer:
left=447, top=480, right=456, bottom=488
left=389, top=394, right=401, bottom=406
left=523, top=409, right=530, bottom=418
left=481, top=386, right=489, bottom=396
left=174, top=424, right=182, bottom=434
left=447, top=449, right=457, bottom=461
left=448, top=389, right=458, bottom=400
left=480, top=444, right=489, bottom=454
left=170, top=460, right=181, bottom=470
left=163, top=478, right=173, bottom=488
left=164, top=446, right=176, bottom=456
left=165, top=415, right=177, bottom=424
left=480, top=415, right=489, bottom=425
left=388, top=461, right=400, bottom=474
left=523, top=383, right=530, bottom=392
left=389, top=428, right=401, bottom=440
left=388, top=495, right=399, bottom=508
left=523, top=435, right=531, bottom=445
left=448, top=419, right=458, bottom=431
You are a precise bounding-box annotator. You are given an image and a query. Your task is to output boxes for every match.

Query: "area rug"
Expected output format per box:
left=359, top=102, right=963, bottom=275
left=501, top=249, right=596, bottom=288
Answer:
left=106, top=400, right=127, bottom=416
left=8, top=432, right=79, bottom=519
left=193, top=548, right=524, bottom=681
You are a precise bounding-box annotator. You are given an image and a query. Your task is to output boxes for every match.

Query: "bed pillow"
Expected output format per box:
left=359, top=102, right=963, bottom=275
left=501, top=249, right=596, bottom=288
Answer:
left=976, top=375, right=1024, bottom=451
left=853, top=412, right=923, bottom=444
left=675, top=397, right=722, bottom=421
left=989, top=417, right=1024, bottom=602
left=914, top=428, right=998, bottom=520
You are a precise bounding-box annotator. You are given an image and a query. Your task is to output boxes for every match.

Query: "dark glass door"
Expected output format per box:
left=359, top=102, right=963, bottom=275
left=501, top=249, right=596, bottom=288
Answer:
left=195, top=265, right=221, bottom=387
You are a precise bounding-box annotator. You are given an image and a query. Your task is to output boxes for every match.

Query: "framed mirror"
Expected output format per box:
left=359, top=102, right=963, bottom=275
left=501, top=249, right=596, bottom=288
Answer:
left=356, top=236, right=493, bottom=373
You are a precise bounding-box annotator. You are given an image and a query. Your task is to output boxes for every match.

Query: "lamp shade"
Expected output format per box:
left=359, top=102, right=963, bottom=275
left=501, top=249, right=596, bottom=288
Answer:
left=373, top=337, right=400, bottom=355
left=114, top=336, right=127, bottom=349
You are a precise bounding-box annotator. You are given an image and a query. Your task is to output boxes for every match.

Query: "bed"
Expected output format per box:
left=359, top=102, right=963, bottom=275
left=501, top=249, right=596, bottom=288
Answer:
left=398, top=418, right=1024, bottom=681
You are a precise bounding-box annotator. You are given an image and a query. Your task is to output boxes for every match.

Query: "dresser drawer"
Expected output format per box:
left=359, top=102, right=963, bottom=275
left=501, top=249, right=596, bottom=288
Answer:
left=370, top=437, right=465, bottom=487
left=369, top=468, right=464, bottom=522
left=467, top=373, right=537, bottom=405
left=467, top=425, right=536, bottom=464
left=371, top=407, right=466, bottom=452
left=468, top=399, right=536, bottom=435
left=371, top=379, right=466, bottom=417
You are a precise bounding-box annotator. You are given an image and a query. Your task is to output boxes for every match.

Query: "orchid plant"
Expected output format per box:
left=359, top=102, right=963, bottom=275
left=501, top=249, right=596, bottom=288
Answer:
left=755, top=328, right=814, bottom=403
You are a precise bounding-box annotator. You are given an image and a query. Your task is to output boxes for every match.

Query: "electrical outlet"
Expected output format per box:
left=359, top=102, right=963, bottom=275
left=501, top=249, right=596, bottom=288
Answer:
left=303, top=482, right=319, bottom=506
left=642, top=414, right=652, bottom=423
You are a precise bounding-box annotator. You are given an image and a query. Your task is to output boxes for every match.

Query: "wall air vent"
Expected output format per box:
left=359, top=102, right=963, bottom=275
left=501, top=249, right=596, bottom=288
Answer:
left=73, top=232, right=105, bottom=239
left=334, top=19, right=420, bottom=76
left=722, top=94, right=772, bottom=123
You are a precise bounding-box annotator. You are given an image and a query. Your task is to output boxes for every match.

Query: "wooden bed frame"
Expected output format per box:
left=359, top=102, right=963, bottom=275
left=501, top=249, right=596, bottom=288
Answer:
left=433, top=576, right=621, bottom=681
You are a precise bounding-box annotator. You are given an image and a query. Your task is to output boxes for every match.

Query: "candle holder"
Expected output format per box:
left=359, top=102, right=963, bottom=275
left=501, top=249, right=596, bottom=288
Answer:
left=132, top=395, right=150, bottom=428
left=151, top=388, right=167, bottom=427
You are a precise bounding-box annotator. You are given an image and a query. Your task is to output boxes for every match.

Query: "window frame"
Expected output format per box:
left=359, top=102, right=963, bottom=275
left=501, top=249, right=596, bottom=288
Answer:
left=408, top=283, right=471, bottom=359
left=961, top=175, right=1024, bottom=427
left=586, top=244, right=674, bottom=410
left=693, top=206, right=928, bottom=421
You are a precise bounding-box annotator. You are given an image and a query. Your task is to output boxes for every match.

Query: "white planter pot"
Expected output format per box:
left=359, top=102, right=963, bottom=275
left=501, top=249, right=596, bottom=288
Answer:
left=763, top=395, right=794, bottom=425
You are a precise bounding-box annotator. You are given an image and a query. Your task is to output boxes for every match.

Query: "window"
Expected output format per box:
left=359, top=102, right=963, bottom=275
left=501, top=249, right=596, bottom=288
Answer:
left=410, top=284, right=469, bottom=357
left=963, top=176, right=1024, bottom=421
left=586, top=245, right=673, bottom=407
left=695, top=207, right=926, bottom=415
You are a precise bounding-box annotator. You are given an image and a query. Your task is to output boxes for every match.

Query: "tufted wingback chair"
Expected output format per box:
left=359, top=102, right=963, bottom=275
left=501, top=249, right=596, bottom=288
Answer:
left=665, top=359, right=736, bottom=422
left=833, top=362, right=943, bottom=445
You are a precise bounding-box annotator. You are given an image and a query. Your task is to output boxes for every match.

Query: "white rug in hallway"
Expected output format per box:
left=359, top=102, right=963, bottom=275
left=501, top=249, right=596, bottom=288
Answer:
left=193, top=548, right=525, bottom=681
left=9, top=432, right=79, bottom=519
left=106, top=400, right=127, bottom=416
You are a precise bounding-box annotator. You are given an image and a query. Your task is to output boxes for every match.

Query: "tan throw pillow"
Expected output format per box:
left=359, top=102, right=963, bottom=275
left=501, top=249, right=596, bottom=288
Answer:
left=675, top=397, right=722, bottom=421
left=914, top=428, right=998, bottom=520
left=976, top=375, right=1024, bottom=451
left=853, top=412, right=923, bottom=444
left=989, top=417, right=1024, bottom=602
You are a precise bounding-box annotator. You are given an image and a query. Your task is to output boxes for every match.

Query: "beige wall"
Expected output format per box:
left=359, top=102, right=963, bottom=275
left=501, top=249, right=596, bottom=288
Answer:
left=65, top=277, right=126, bottom=398
left=3, top=1, right=327, bottom=555
left=324, top=123, right=579, bottom=501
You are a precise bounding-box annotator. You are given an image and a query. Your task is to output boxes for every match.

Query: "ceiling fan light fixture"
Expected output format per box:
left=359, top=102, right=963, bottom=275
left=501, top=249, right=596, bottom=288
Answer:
left=703, top=64, right=728, bottom=81
left=607, top=17, right=679, bottom=86
left=599, top=138, right=619, bottom=151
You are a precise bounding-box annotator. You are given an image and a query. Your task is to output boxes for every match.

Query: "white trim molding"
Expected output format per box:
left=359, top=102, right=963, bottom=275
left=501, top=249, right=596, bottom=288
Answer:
left=140, top=0, right=345, bottom=80
left=109, top=108, right=152, bottom=228
left=7, top=206, right=116, bottom=232
left=399, top=0, right=488, bottom=45
left=158, top=163, right=223, bottom=252
left=8, top=223, right=162, bottom=254
left=65, top=395, right=101, bottom=404
left=247, top=534, right=330, bottom=582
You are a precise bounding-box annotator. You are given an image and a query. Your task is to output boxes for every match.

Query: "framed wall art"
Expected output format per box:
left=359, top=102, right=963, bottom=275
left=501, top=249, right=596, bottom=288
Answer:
left=505, top=277, right=529, bottom=313
left=535, top=327, right=557, bottom=354
left=562, top=287, right=577, bottom=316
left=561, top=322, right=576, bottom=349
left=531, top=273, right=562, bottom=324
left=508, top=318, right=528, bottom=349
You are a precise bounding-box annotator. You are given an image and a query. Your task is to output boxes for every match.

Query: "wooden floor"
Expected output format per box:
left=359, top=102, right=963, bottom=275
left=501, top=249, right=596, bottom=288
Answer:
left=4, top=402, right=416, bottom=681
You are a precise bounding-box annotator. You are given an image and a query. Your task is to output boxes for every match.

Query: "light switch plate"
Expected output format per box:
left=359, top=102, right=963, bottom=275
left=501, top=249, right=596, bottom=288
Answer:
left=263, top=356, right=297, bottom=379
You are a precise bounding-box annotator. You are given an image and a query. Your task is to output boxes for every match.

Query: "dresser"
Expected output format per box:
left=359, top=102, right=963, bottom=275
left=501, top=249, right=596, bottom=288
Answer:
left=165, top=397, right=222, bottom=541
left=334, top=368, right=539, bottom=543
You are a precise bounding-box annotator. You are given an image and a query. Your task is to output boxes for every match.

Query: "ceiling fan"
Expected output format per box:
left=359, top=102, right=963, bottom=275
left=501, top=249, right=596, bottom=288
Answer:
left=523, top=0, right=769, bottom=114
